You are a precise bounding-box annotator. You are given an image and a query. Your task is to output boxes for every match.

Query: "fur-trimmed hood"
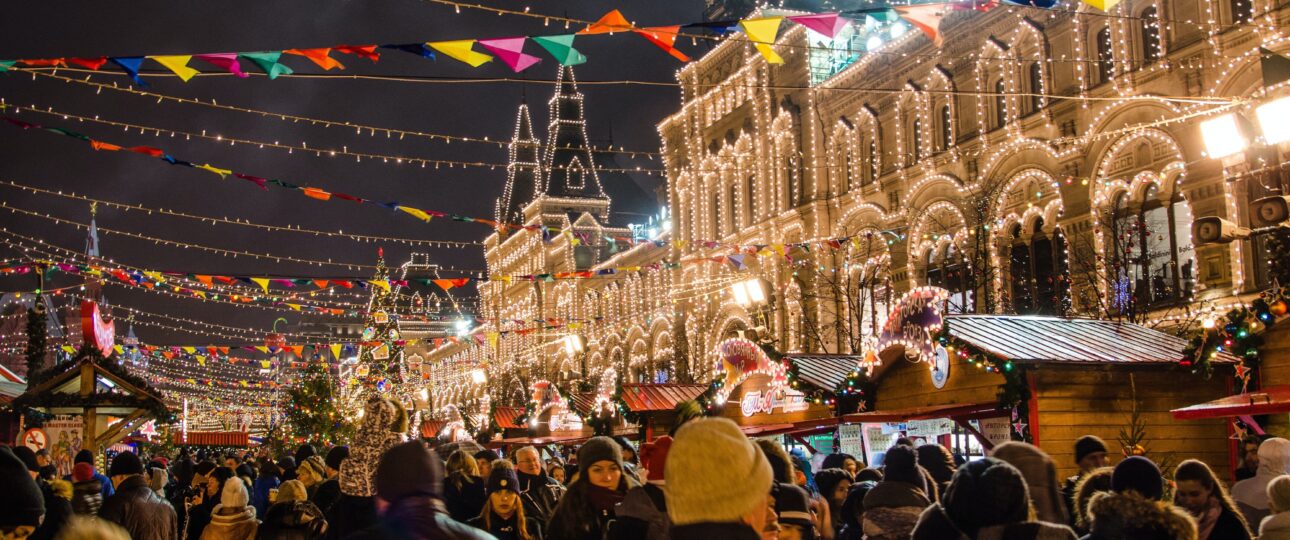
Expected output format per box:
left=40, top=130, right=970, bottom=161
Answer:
left=1085, top=491, right=1197, bottom=540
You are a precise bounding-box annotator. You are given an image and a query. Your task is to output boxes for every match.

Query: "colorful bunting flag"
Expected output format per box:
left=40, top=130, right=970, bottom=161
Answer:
left=1080, top=0, right=1121, bottom=10
left=285, top=48, right=345, bottom=70
left=251, top=277, right=270, bottom=293
left=397, top=206, right=433, bottom=222
left=194, top=53, right=248, bottom=77
left=196, top=163, right=232, bottom=178
left=109, top=57, right=147, bottom=86
left=477, top=37, right=542, bottom=73
left=531, top=35, right=587, bottom=66
left=634, top=26, right=690, bottom=62
left=330, top=344, right=343, bottom=359
left=0, top=61, right=14, bottom=72
left=302, top=187, right=331, bottom=201
left=152, top=55, right=199, bottom=82
left=68, top=57, right=108, bottom=70
left=894, top=5, right=948, bottom=47
left=240, top=52, right=294, bottom=79
left=335, top=45, right=380, bottom=61
left=580, top=10, right=634, bottom=34
left=786, top=13, right=849, bottom=39
left=427, top=40, right=492, bottom=67
left=739, top=18, right=785, bottom=64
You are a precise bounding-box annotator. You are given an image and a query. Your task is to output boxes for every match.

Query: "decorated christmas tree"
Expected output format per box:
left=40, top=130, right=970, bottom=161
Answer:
left=286, top=360, right=354, bottom=446
left=24, top=297, right=47, bottom=388
left=353, top=250, right=405, bottom=400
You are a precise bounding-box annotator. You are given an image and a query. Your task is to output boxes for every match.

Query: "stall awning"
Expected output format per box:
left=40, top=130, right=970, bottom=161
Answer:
left=786, top=355, right=860, bottom=390
left=174, top=431, right=249, bottom=447
left=619, top=384, right=708, bottom=412
left=946, top=315, right=1241, bottom=365
left=840, top=402, right=1004, bottom=424
left=495, top=406, right=525, bottom=429
left=1172, top=386, right=1290, bottom=420
left=569, top=393, right=597, bottom=416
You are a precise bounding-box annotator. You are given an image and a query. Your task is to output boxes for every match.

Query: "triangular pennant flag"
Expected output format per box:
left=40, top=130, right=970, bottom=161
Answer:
left=68, top=57, right=108, bottom=70
left=194, top=54, right=248, bottom=77
left=477, top=38, right=542, bottom=72
left=109, top=57, right=148, bottom=86
left=289, top=345, right=304, bottom=357
left=787, top=13, right=849, bottom=39
left=335, top=45, right=380, bottom=61
left=151, top=55, right=199, bottom=82
left=239, top=52, right=294, bottom=79
left=739, top=18, right=785, bottom=64
left=1080, top=0, right=1121, bottom=10
left=580, top=10, right=634, bottom=34
left=381, top=43, right=436, bottom=59
left=285, top=48, right=345, bottom=70
left=486, top=332, right=499, bottom=348
left=196, top=163, right=231, bottom=178
left=397, top=206, right=433, bottom=222
left=433, top=279, right=459, bottom=291
left=531, top=35, right=587, bottom=66
left=1261, top=48, right=1290, bottom=87
left=313, top=279, right=330, bottom=289
left=251, top=277, right=270, bottom=293
left=634, top=26, right=690, bottom=62
left=302, top=187, right=331, bottom=200
left=329, top=344, right=343, bottom=359
left=0, top=61, right=15, bottom=72
left=894, top=5, right=947, bottom=47
left=427, top=40, right=492, bottom=67
left=728, top=254, right=748, bottom=270
left=90, top=140, right=121, bottom=151
left=369, top=280, right=391, bottom=292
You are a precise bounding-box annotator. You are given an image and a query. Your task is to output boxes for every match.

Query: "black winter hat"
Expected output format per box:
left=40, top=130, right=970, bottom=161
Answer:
left=487, top=461, right=521, bottom=494
left=814, top=468, right=853, bottom=498
left=473, top=449, right=497, bottom=464
left=325, top=446, right=349, bottom=470
left=941, top=457, right=1029, bottom=537
left=74, top=449, right=94, bottom=465
left=11, top=446, right=38, bottom=472
left=375, top=441, right=444, bottom=502
left=1111, top=456, right=1163, bottom=500
left=193, top=461, right=218, bottom=476
left=109, top=451, right=144, bottom=477
left=1074, top=435, right=1109, bottom=464
left=294, top=444, right=317, bottom=464
left=0, top=447, right=44, bottom=528
left=839, top=480, right=877, bottom=528
left=820, top=453, right=856, bottom=471
left=577, top=436, right=623, bottom=475
left=882, top=445, right=924, bottom=489
left=772, top=483, right=815, bottom=529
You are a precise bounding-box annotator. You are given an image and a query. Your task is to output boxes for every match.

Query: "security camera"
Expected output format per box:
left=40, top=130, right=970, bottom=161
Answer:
left=1251, top=196, right=1290, bottom=228
left=1193, top=217, right=1251, bottom=245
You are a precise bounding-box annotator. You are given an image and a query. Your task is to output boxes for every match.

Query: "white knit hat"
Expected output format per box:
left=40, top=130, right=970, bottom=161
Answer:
left=665, top=417, right=772, bottom=526
left=221, top=477, right=250, bottom=509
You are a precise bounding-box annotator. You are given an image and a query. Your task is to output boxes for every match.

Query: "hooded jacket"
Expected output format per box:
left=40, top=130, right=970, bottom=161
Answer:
left=1261, top=512, right=1290, bottom=540
left=1080, top=491, right=1198, bottom=540
left=340, top=397, right=405, bottom=497
left=100, top=474, right=180, bottom=540
left=913, top=503, right=1079, bottom=540
left=1232, top=438, right=1290, bottom=527
left=257, top=500, right=328, bottom=540
left=862, top=480, right=931, bottom=540
left=606, top=482, right=668, bottom=540
left=991, top=442, right=1070, bottom=525
left=201, top=505, right=259, bottom=540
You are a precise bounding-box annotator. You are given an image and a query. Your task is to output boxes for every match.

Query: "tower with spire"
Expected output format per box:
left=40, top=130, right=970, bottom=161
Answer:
left=495, top=101, right=541, bottom=232
left=539, top=66, right=609, bottom=208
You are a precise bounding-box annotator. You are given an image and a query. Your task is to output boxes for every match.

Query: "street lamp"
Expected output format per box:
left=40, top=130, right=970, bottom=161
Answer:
left=730, top=278, right=767, bottom=308
left=1200, top=113, right=1251, bottom=160
left=1256, top=95, right=1290, bottom=145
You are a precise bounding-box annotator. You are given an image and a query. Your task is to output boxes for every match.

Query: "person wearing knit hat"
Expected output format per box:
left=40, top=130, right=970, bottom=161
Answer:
left=342, top=441, right=490, bottom=540
left=474, top=449, right=498, bottom=481
left=1260, top=475, right=1290, bottom=538
left=69, top=462, right=102, bottom=516
left=837, top=480, right=877, bottom=540
left=773, top=482, right=818, bottom=540
left=911, top=457, right=1077, bottom=540
left=608, top=436, right=674, bottom=540
left=990, top=441, right=1070, bottom=525
left=1081, top=456, right=1196, bottom=540
left=815, top=468, right=854, bottom=530
left=862, top=445, right=930, bottom=540
left=1061, top=435, right=1110, bottom=528
left=259, top=479, right=329, bottom=540
left=311, top=446, right=346, bottom=526
left=664, top=417, right=772, bottom=540
left=100, top=451, right=178, bottom=540
left=0, top=446, right=45, bottom=538
left=13, top=445, right=71, bottom=540
left=1112, top=455, right=1165, bottom=500
left=1234, top=437, right=1290, bottom=527
left=469, top=462, right=542, bottom=540
left=198, top=477, right=258, bottom=540
left=68, top=449, right=114, bottom=498
left=548, top=436, right=634, bottom=540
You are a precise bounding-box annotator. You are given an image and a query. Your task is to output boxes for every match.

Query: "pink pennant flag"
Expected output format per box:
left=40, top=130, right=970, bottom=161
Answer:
left=477, top=37, right=542, bottom=73
left=787, top=13, right=849, bottom=39
left=194, top=53, right=248, bottom=77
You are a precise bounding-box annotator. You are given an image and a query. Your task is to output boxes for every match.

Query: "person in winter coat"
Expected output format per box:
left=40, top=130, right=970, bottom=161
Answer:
left=1081, top=456, right=1197, bottom=540
left=253, top=462, right=284, bottom=518
left=910, top=457, right=1078, bottom=540
left=606, top=436, right=672, bottom=540
left=57, top=516, right=130, bottom=540
left=774, top=482, right=820, bottom=540
left=1260, top=475, right=1290, bottom=539
left=514, top=446, right=565, bottom=526
left=474, top=450, right=498, bottom=481
left=13, top=446, right=71, bottom=540
left=821, top=454, right=860, bottom=477
left=468, top=462, right=543, bottom=540
left=100, top=451, right=179, bottom=540
left=1173, top=460, right=1252, bottom=540
left=1232, top=437, right=1290, bottom=527
left=546, top=437, right=635, bottom=540
left=278, top=457, right=298, bottom=483
left=814, top=469, right=853, bottom=538
left=295, top=457, right=327, bottom=499
left=836, top=481, right=876, bottom=540
left=862, top=445, right=931, bottom=540
left=67, top=450, right=113, bottom=498
left=258, top=479, right=328, bottom=540
left=148, top=467, right=170, bottom=497
left=295, top=445, right=318, bottom=468
left=443, top=450, right=487, bottom=523
left=1062, top=436, right=1110, bottom=528
left=1071, top=467, right=1114, bottom=536
left=332, top=396, right=406, bottom=539
left=201, top=476, right=258, bottom=540
left=71, top=462, right=104, bottom=516
left=916, top=444, right=956, bottom=499
left=190, top=467, right=236, bottom=540
left=665, top=418, right=773, bottom=540
left=0, top=446, right=45, bottom=540
left=992, top=441, right=1070, bottom=525
left=311, top=446, right=346, bottom=526
left=342, top=440, right=492, bottom=540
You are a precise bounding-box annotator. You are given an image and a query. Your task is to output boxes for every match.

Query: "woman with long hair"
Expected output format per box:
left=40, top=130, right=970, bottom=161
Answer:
left=444, top=450, right=487, bottom=523
left=469, top=461, right=543, bottom=539
left=546, top=437, right=635, bottom=540
left=1174, top=459, right=1253, bottom=540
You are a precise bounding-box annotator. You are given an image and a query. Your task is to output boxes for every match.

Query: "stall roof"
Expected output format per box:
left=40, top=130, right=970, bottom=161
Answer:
left=620, top=384, right=708, bottom=412
left=946, top=315, right=1241, bottom=365
left=174, top=431, right=249, bottom=447
left=786, top=355, right=860, bottom=390
left=569, top=393, right=597, bottom=416
left=1171, top=385, right=1290, bottom=420
left=495, top=406, right=525, bottom=429
left=840, top=402, right=1004, bottom=423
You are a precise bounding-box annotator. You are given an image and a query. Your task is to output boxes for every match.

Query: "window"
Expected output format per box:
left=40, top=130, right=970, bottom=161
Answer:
left=940, top=105, right=953, bottom=150
left=994, top=79, right=1007, bottom=129
left=1141, top=7, right=1161, bottom=64
left=1028, top=63, right=1044, bottom=113
left=745, top=175, right=756, bottom=225
left=1108, top=185, right=1195, bottom=313
left=853, top=260, right=892, bottom=341
left=1096, top=28, right=1115, bottom=83
left=926, top=243, right=973, bottom=313
left=867, top=140, right=879, bottom=184
left=1007, top=219, right=1068, bottom=315
left=789, top=154, right=804, bottom=207
left=1232, top=0, right=1253, bottom=23
left=912, top=118, right=923, bottom=160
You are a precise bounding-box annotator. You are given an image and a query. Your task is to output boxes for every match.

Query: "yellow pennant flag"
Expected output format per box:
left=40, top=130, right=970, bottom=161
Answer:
left=428, top=40, right=493, bottom=67
left=287, top=303, right=302, bottom=311
left=1081, top=0, right=1121, bottom=9
left=196, top=163, right=232, bottom=178
left=143, top=271, right=165, bottom=283
left=397, top=206, right=432, bottom=222
left=329, top=344, right=342, bottom=359
left=196, top=356, right=206, bottom=366
left=251, top=277, right=271, bottom=293
left=261, top=361, right=272, bottom=369
left=486, top=332, right=499, bottom=348
left=151, top=55, right=199, bottom=82
left=181, top=346, right=195, bottom=354
left=369, top=280, right=391, bottom=292
left=254, top=346, right=270, bottom=354
left=739, top=17, right=785, bottom=64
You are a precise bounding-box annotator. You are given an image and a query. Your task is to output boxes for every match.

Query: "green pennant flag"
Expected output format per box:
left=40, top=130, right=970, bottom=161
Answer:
left=0, top=61, right=15, bottom=72
left=532, top=35, right=587, bottom=66
left=46, top=127, right=90, bottom=141
left=240, top=52, right=294, bottom=80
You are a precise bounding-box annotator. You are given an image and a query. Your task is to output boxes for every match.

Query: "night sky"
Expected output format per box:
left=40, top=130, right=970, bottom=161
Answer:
left=0, top=1, right=697, bottom=345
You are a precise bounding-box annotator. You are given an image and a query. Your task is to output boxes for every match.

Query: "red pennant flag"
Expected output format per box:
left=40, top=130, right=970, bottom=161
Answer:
left=634, top=26, right=690, bottom=62
left=335, top=45, right=380, bottom=61
left=22, top=58, right=66, bottom=67
left=89, top=140, right=122, bottom=152
left=313, top=279, right=330, bottom=289
left=68, top=57, right=108, bottom=70
left=128, top=146, right=165, bottom=157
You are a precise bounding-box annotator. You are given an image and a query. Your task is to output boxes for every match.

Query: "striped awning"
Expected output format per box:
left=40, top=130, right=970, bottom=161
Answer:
left=619, top=384, right=708, bottom=412
left=174, top=431, right=249, bottom=447
left=569, top=393, right=597, bottom=416
left=945, top=315, right=1241, bottom=365
left=495, top=406, right=525, bottom=429
left=785, top=355, right=860, bottom=390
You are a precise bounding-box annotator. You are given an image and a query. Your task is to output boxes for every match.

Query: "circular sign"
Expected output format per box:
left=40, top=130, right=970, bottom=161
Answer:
left=930, top=346, right=951, bottom=389
left=21, top=428, right=48, bottom=452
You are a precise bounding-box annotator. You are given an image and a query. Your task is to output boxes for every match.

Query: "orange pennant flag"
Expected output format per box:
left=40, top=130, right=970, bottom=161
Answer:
left=579, top=10, right=634, bottom=34
left=285, top=48, right=345, bottom=70
left=635, top=26, right=690, bottom=62
left=313, top=279, right=330, bottom=289
left=195, top=275, right=214, bottom=286
left=289, top=345, right=304, bottom=357
left=90, top=140, right=122, bottom=152
left=302, top=187, right=332, bottom=201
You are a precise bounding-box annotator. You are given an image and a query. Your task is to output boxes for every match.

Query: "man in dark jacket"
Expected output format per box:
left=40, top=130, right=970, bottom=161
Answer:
left=313, top=445, right=346, bottom=533
left=66, top=449, right=114, bottom=497
left=1061, top=435, right=1109, bottom=527
left=665, top=418, right=773, bottom=540
left=0, top=446, right=45, bottom=540
left=344, top=441, right=492, bottom=540
left=13, top=446, right=70, bottom=540
left=100, top=451, right=179, bottom=540
left=512, top=446, right=563, bottom=524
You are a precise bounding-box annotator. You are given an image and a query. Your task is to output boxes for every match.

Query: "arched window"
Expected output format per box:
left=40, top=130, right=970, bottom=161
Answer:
left=912, top=118, right=923, bottom=160
left=994, top=79, right=1007, bottom=129
left=867, top=140, right=879, bottom=184
left=1141, top=7, right=1161, bottom=64
left=853, top=259, right=892, bottom=341
left=1028, top=63, right=1044, bottom=113
left=1232, top=0, right=1253, bottom=23
left=1107, top=185, right=1195, bottom=313
left=940, top=105, right=953, bottom=150
left=1096, top=27, right=1115, bottom=83
left=926, top=243, right=973, bottom=313
left=744, top=175, right=755, bottom=225
left=1008, top=219, right=1069, bottom=315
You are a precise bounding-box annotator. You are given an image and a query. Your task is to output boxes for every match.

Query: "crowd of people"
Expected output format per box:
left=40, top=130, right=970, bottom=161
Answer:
left=3, top=396, right=1290, bottom=539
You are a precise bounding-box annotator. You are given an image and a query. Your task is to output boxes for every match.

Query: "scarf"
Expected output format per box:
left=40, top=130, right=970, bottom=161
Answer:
left=1195, top=496, right=1222, bottom=540
left=587, top=484, right=626, bottom=514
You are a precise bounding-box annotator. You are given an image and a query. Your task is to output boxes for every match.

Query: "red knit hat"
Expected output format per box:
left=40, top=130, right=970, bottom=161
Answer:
left=640, top=436, right=673, bottom=482
left=72, top=462, right=94, bottom=483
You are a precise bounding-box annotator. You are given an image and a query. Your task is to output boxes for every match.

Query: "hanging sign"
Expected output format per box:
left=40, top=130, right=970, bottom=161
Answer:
left=874, top=287, right=949, bottom=364
left=80, top=300, right=115, bottom=357
left=906, top=418, right=955, bottom=438
left=740, top=387, right=809, bottom=417
left=838, top=424, right=864, bottom=457
left=980, top=416, right=1014, bottom=446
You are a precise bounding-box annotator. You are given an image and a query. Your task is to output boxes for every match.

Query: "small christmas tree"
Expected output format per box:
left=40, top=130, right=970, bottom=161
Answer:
left=354, top=250, right=405, bottom=400
left=286, top=360, right=354, bottom=446
left=1117, top=373, right=1174, bottom=473
left=24, top=297, right=47, bottom=388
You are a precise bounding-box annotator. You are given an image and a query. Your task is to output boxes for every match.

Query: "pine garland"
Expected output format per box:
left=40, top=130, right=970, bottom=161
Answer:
left=24, top=298, right=47, bottom=388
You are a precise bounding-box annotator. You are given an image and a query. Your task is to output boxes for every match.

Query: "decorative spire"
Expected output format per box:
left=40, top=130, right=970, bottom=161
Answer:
left=495, top=102, right=542, bottom=230
left=85, top=202, right=100, bottom=258
left=540, top=65, right=607, bottom=200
